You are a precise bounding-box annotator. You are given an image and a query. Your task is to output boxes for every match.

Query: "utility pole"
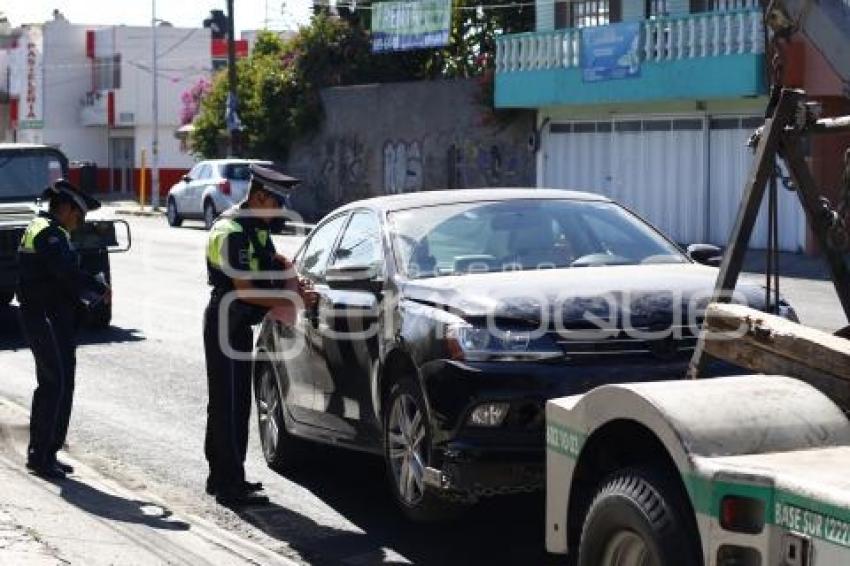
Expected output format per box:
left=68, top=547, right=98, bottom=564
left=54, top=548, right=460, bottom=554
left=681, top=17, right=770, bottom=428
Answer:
left=151, top=0, right=160, bottom=208
left=226, top=0, right=240, bottom=157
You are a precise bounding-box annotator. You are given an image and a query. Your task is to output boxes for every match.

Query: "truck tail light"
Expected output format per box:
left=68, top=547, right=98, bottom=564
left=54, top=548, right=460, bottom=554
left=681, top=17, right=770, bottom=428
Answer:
left=218, top=180, right=231, bottom=195
left=720, top=495, right=765, bottom=534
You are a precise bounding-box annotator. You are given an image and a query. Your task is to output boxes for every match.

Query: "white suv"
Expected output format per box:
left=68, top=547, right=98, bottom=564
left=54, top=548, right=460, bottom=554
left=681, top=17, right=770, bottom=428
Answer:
left=166, top=159, right=275, bottom=229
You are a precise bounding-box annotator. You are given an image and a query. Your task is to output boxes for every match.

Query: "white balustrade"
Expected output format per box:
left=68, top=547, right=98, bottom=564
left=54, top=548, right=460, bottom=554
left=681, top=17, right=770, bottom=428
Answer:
left=688, top=18, right=697, bottom=59
left=494, top=8, right=764, bottom=74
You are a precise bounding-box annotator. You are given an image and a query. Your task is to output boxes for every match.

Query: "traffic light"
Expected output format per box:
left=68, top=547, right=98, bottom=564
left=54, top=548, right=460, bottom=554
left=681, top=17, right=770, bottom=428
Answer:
left=203, top=9, right=229, bottom=40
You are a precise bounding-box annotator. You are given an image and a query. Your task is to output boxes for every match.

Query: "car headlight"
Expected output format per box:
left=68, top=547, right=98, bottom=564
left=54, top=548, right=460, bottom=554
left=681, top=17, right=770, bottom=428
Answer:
left=446, top=323, right=564, bottom=362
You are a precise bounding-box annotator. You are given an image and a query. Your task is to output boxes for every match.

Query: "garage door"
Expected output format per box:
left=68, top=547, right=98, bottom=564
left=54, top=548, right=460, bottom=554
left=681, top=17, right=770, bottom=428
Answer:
left=709, top=117, right=806, bottom=251
left=543, top=116, right=806, bottom=251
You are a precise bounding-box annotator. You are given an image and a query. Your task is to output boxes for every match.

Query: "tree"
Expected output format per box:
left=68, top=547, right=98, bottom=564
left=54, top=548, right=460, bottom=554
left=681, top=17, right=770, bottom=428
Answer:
left=189, top=6, right=534, bottom=159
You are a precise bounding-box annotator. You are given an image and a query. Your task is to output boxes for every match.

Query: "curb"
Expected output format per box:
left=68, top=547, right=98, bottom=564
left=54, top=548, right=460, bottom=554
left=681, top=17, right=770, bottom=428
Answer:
left=114, top=208, right=165, bottom=218
left=0, top=397, right=298, bottom=566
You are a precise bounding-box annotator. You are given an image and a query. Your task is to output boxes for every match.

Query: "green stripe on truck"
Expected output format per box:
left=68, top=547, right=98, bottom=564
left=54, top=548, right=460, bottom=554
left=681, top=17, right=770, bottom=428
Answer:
left=547, top=421, right=850, bottom=548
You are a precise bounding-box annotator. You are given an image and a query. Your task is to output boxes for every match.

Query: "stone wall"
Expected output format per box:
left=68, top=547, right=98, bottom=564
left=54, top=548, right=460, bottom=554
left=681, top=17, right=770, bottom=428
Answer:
left=285, top=79, right=536, bottom=220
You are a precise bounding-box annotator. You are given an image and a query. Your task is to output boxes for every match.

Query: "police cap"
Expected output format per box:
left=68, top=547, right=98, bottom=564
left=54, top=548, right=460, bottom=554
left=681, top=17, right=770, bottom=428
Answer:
left=250, top=164, right=299, bottom=204
left=42, top=179, right=101, bottom=214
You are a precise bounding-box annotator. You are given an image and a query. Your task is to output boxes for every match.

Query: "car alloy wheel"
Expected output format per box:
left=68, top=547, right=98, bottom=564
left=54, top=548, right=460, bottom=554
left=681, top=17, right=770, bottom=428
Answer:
left=257, top=362, right=282, bottom=463
left=387, top=392, right=427, bottom=506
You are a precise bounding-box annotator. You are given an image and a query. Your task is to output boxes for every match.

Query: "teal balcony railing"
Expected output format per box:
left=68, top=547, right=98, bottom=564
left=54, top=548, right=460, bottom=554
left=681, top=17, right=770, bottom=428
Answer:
left=494, top=7, right=766, bottom=108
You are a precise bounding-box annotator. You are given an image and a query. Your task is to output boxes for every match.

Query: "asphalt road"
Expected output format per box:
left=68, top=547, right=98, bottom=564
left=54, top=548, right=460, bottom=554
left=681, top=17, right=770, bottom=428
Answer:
left=0, top=213, right=843, bottom=565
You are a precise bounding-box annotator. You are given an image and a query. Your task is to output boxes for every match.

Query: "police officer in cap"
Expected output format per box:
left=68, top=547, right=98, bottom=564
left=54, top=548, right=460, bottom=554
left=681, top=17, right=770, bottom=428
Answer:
left=18, top=179, right=111, bottom=479
left=204, top=164, right=315, bottom=506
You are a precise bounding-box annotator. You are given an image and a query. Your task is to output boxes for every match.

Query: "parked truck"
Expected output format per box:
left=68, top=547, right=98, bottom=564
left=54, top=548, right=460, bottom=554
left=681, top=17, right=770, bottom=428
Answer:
left=543, top=0, right=850, bottom=563
left=0, top=143, right=130, bottom=327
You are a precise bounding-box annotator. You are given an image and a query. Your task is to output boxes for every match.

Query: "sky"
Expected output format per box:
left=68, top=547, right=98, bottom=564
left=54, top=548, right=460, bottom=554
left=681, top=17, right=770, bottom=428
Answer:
left=2, top=0, right=313, bottom=34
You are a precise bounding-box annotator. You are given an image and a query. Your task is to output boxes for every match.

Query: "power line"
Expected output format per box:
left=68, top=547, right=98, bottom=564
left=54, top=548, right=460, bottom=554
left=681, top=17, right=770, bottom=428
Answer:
left=156, top=27, right=199, bottom=59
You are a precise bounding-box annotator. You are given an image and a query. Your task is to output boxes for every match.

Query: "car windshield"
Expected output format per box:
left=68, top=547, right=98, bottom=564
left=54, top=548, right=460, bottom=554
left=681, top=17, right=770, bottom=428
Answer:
left=389, top=199, right=687, bottom=279
left=0, top=150, right=65, bottom=201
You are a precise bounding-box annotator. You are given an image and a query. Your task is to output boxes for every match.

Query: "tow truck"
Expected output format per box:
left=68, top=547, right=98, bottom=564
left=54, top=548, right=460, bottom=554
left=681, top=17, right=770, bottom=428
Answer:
left=0, top=144, right=130, bottom=327
left=544, top=0, right=850, bottom=564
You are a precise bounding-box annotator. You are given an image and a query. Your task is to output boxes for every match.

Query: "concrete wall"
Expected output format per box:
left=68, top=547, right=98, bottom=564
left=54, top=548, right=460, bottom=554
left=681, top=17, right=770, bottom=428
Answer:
left=285, top=79, right=536, bottom=220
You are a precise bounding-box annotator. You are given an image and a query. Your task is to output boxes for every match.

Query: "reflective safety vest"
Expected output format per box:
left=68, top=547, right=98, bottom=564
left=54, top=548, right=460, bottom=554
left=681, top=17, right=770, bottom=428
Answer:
left=18, top=216, right=70, bottom=254
left=206, top=216, right=271, bottom=289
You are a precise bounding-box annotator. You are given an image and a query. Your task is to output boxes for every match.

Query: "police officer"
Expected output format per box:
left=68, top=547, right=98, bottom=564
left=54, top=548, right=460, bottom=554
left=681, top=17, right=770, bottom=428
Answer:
left=18, top=180, right=110, bottom=480
left=204, top=164, right=313, bottom=506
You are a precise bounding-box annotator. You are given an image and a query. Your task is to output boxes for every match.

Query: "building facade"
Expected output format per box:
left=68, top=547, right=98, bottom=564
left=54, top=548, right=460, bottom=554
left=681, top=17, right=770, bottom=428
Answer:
left=2, top=17, right=211, bottom=197
left=495, top=0, right=818, bottom=251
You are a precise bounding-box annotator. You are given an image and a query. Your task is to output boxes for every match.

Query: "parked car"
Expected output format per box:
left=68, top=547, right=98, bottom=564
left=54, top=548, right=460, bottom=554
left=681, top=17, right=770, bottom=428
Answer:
left=251, top=188, right=794, bottom=522
left=165, top=159, right=273, bottom=229
left=0, top=143, right=130, bottom=327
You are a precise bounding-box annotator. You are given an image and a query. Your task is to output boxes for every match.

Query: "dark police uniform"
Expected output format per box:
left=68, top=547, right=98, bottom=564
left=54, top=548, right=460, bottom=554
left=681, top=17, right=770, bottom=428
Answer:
left=203, top=165, right=297, bottom=503
left=17, top=182, right=106, bottom=477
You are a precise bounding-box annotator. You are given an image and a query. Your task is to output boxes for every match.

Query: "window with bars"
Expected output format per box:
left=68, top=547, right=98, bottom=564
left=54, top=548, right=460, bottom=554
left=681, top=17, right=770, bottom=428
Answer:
left=689, top=0, right=760, bottom=12
left=93, top=54, right=121, bottom=91
left=646, top=0, right=669, bottom=18
left=555, top=0, right=621, bottom=29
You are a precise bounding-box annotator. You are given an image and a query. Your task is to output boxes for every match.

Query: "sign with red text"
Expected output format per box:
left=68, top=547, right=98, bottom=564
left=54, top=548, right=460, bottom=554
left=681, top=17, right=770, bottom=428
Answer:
left=19, top=27, right=44, bottom=129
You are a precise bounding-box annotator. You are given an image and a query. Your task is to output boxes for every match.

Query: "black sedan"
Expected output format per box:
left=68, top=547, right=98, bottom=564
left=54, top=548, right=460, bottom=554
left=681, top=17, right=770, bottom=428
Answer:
left=251, top=188, right=791, bottom=521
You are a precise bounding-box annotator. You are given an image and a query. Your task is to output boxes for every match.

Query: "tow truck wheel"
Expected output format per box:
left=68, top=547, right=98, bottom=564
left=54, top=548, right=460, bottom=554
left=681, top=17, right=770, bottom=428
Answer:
left=578, top=469, right=698, bottom=566
left=383, top=377, right=466, bottom=523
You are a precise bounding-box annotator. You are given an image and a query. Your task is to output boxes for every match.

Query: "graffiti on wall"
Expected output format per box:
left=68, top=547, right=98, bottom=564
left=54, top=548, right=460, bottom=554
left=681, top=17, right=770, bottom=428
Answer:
left=383, top=140, right=424, bottom=194
left=316, top=136, right=368, bottom=203
left=450, top=140, right=528, bottom=189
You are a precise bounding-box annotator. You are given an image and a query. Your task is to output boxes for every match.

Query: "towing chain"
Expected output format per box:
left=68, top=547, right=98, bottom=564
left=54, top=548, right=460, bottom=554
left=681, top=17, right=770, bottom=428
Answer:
left=829, top=149, right=850, bottom=251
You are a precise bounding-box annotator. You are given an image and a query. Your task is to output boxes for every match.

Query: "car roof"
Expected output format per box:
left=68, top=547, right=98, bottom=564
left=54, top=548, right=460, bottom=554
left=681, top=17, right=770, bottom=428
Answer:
left=199, top=159, right=271, bottom=165
left=0, top=143, right=58, bottom=151
left=334, top=188, right=611, bottom=214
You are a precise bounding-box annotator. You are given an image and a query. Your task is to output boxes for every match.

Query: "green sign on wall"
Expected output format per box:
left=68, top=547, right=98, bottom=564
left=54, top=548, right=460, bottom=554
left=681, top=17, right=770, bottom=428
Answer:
left=372, top=0, right=451, bottom=53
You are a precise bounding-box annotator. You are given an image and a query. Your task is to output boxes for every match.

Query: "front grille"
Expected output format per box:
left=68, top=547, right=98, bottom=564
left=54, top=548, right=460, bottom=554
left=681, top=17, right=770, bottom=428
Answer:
left=551, top=324, right=700, bottom=362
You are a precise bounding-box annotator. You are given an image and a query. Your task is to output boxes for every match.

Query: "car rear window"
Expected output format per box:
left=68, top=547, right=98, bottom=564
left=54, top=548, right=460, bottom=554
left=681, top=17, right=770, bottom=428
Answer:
left=223, top=163, right=252, bottom=181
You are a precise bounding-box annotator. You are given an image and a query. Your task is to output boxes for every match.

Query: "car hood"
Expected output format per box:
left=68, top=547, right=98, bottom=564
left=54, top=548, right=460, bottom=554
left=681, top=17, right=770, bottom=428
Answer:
left=400, top=263, right=768, bottom=325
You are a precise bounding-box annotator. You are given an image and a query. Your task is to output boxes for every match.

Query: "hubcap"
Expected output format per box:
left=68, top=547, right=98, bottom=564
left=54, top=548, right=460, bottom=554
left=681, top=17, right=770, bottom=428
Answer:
left=387, top=393, right=427, bottom=505
left=256, top=365, right=281, bottom=460
left=601, top=530, right=654, bottom=566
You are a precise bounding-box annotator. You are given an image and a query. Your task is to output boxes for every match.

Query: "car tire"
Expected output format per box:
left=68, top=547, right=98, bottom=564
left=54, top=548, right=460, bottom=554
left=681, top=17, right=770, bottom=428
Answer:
left=254, top=352, right=309, bottom=472
left=578, top=468, right=700, bottom=566
left=203, top=200, right=217, bottom=231
left=383, top=377, right=466, bottom=523
left=86, top=302, right=112, bottom=329
left=166, top=197, right=183, bottom=227
left=0, top=290, right=14, bottom=306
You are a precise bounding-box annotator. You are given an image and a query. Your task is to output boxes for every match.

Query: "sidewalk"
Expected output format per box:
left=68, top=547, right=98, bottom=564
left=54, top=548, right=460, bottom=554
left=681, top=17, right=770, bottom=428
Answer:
left=0, top=400, right=292, bottom=566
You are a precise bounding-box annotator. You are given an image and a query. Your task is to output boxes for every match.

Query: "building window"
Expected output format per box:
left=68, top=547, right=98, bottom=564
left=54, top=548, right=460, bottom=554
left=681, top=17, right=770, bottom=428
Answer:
left=646, top=0, right=668, bottom=18
left=555, top=0, right=621, bottom=28
left=689, top=0, right=758, bottom=12
left=93, top=54, right=121, bottom=91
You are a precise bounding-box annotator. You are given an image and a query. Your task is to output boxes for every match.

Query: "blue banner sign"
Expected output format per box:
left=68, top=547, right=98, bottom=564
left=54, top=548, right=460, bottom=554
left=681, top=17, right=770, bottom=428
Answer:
left=580, top=22, right=642, bottom=83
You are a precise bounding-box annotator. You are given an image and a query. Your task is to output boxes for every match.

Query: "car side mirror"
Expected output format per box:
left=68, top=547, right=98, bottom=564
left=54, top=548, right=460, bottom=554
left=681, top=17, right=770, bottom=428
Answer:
left=326, top=264, right=384, bottom=293
left=687, top=244, right=722, bottom=267
left=182, top=175, right=192, bottom=183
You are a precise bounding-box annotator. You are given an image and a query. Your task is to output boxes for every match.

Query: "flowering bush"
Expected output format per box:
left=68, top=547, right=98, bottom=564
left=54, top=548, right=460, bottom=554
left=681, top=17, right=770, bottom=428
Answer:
left=179, top=78, right=212, bottom=126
